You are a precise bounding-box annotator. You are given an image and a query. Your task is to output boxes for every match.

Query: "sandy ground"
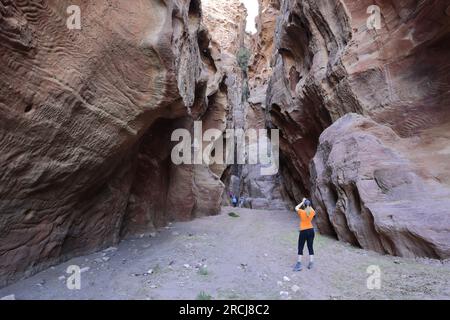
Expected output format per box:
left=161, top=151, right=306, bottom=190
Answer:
left=1, top=207, right=449, bottom=300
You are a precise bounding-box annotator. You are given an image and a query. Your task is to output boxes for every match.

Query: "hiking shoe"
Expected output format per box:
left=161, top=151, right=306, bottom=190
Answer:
left=293, top=262, right=303, bottom=271
left=307, top=262, right=314, bottom=270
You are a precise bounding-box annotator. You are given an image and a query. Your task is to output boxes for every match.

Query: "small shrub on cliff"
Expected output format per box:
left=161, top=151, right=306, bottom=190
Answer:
left=236, top=47, right=251, bottom=72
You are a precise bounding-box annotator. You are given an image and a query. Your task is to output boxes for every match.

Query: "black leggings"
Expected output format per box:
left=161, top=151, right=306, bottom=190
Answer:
left=298, top=228, right=315, bottom=255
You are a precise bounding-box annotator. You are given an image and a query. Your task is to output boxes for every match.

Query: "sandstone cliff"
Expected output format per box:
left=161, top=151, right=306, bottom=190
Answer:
left=258, top=0, right=450, bottom=258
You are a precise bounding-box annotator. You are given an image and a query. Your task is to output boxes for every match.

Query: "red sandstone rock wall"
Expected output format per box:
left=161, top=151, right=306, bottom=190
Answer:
left=0, top=0, right=225, bottom=287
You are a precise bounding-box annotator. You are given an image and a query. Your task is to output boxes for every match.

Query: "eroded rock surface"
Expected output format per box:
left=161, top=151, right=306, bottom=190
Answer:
left=256, top=0, right=450, bottom=257
left=265, top=0, right=450, bottom=196
left=0, top=0, right=225, bottom=286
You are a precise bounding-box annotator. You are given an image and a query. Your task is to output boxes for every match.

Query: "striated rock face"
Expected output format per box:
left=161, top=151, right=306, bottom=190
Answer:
left=311, top=114, right=450, bottom=258
left=0, top=0, right=225, bottom=286
left=235, top=0, right=289, bottom=210
left=249, top=0, right=279, bottom=96
left=201, top=1, right=288, bottom=210
left=266, top=0, right=450, bottom=196
left=258, top=0, right=450, bottom=257
left=247, top=0, right=279, bottom=135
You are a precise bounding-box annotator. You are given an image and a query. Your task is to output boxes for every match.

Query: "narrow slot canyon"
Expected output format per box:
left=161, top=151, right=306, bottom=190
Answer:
left=0, top=0, right=449, bottom=300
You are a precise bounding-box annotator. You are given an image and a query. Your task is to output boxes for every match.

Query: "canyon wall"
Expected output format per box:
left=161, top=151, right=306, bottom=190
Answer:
left=202, top=0, right=287, bottom=210
left=257, top=0, right=450, bottom=258
left=245, top=0, right=288, bottom=210
left=201, top=0, right=247, bottom=205
left=0, top=0, right=227, bottom=287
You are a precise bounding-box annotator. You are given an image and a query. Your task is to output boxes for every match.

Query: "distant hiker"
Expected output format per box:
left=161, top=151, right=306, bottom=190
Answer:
left=293, top=198, right=316, bottom=271
left=239, top=197, right=245, bottom=208
left=231, top=194, right=238, bottom=207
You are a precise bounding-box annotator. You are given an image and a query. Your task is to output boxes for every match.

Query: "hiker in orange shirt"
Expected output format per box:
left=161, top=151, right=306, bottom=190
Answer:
left=293, top=198, right=316, bottom=271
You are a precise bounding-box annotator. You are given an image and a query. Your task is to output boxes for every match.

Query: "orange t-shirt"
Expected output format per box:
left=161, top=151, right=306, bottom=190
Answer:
left=297, top=209, right=316, bottom=231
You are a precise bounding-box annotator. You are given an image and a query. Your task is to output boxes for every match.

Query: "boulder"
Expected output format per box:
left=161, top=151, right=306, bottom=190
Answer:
left=311, top=114, right=450, bottom=258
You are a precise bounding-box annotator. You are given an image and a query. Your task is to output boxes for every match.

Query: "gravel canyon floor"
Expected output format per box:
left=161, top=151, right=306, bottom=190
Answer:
left=1, top=207, right=449, bottom=300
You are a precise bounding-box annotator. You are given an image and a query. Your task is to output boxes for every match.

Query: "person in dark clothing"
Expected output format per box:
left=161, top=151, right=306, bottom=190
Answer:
left=231, top=195, right=238, bottom=207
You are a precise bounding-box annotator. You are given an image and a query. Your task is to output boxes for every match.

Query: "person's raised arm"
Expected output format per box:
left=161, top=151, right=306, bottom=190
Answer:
left=295, top=198, right=306, bottom=212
